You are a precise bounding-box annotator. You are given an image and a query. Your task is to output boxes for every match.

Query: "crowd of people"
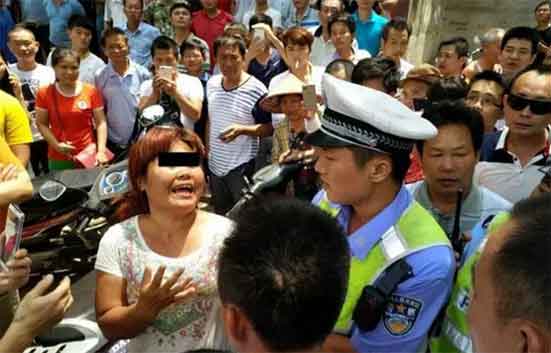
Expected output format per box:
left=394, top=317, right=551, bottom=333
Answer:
left=1, top=0, right=551, bottom=352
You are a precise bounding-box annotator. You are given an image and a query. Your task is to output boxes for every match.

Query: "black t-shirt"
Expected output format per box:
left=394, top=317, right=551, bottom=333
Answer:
left=538, top=26, right=551, bottom=45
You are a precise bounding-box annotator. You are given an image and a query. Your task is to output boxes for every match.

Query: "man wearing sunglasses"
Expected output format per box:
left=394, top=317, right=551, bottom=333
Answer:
left=475, top=66, right=551, bottom=203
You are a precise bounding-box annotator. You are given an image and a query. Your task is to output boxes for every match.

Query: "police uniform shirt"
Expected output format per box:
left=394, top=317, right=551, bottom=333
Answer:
left=312, top=187, right=455, bottom=353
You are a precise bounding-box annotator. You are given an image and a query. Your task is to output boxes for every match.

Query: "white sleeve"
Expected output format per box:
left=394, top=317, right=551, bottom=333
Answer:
left=139, top=79, right=153, bottom=99
left=181, top=76, right=204, bottom=101
left=94, top=223, right=125, bottom=277
left=104, top=0, right=113, bottom=21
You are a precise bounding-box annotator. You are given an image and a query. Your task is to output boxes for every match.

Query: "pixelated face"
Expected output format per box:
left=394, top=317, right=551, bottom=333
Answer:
left=436, top=44, right=465, bottom=77
left=465, top=80, right=504, bottom=132
left=8, top=30, right=39, bottom=63
left=330, top=22, right=353, bottom=50
left=536, top=3, right=551, bottom=23
left=217, top=44, right=244, bottom=80
left=382, top=28, right=409, bottom=63
left=314, top=147, right=378, bottom=205
left=398, top=79, right=430, bottom=111
left=141, top=140, right=205, bottom=214
left=420, top=124, right=478, bottom=202
left=171, top=7, right=192, bottom=28
left=124, top=0, right=143, bottom=22
left=504, top=71, right=551, bottom=137
left=68, top=26, right=92, bottom=51
left=499, top=38, right=535, bottom=78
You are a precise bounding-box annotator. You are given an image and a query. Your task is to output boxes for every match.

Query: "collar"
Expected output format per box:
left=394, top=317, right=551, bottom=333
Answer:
left=123, top=21, right=146, bottom=33
left=415, top=181, right=482, bottom=218
left=352, top=10, right=375, bottom=23
left=314, top=25, right=323, bottom=37
left=106, top=59, right=137, bottom=79
left=293, top=5, right=313, bottom=19
left=496, top=126, right=551, bottom=157
left=345, top=186, right=412, bottom=260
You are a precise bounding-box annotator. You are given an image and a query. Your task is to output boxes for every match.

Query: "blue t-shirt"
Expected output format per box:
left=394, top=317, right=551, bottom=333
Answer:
left=352, top=10, right=388, bottom=56
left=312, top=187, right=455, bottom=353
left=247, top=50, right=287, bottom=88
left=0, top=8, right=15, bottom=63
left=44, top=0, right=85, bottom=47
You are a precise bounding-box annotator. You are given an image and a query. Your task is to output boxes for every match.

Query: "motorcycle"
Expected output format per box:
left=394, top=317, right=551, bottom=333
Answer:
left=226, top=160, right=308, bottom=219
left=18, top=106, right=313, bottom=353
left=18, top=161, right=130, bottom=353
left=19, top=160, right=130, bottom=285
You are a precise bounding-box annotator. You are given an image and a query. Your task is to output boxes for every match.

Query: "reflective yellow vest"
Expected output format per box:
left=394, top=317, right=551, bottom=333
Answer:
left=430, top=212, right=510, bottom=353
left=318, top=195, right=452, bottom=335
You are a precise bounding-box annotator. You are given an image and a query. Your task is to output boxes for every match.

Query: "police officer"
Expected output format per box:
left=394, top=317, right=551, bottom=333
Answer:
left=307, top=74, right=456, bottom=353
left=430, top=212, right=509, bottom=353
left=430, top=174, right=551, bottom=353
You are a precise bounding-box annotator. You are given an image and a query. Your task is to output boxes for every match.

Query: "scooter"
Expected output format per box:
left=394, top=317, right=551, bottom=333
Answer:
left=19, top=160, right=130, bottom=285
left=226, top=161, right=306, bottom=219
left=19, top=161, right=130, bottom=353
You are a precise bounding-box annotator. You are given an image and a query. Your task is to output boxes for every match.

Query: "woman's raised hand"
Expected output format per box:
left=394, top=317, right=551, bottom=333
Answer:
left=135, top=266, right=196, bottom=323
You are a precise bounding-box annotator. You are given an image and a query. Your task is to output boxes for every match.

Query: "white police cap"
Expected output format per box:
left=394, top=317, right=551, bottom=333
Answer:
left=305, top=74, right=438, bottom=153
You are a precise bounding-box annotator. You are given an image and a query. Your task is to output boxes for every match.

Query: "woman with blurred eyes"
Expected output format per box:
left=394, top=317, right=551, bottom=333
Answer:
left=95, top=127, right=232, bottom=353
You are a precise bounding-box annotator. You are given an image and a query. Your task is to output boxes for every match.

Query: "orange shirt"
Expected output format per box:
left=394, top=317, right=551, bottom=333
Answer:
left=36, top=83, right=103, bottom=161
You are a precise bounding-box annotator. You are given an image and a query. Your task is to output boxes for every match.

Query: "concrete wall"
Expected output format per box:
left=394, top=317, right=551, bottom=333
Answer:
left=407, top=0, right=539, bottom=65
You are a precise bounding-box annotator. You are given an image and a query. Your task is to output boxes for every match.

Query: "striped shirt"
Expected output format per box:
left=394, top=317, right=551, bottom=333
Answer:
left=207, top=74, right=270, bottom=177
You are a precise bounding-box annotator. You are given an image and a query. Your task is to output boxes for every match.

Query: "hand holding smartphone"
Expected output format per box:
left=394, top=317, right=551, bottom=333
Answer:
left=253, top=27, right=265, bottom=42
left=0, top=204, right=25, bottom=265
left=158, top=65, right=173, bottom=81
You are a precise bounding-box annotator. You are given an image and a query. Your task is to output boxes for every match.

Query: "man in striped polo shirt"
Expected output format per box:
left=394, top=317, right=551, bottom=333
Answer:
left=207, top=36, right=273, bottom=214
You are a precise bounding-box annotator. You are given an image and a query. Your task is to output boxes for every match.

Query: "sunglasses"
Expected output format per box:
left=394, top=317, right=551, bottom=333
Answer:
left=507, top=93, right=551, bottom=115
left=413, top=98, right=429, bottom=112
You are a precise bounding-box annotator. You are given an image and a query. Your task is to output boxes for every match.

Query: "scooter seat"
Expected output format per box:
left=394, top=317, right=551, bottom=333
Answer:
left=19, top=188, right=89, bottom=226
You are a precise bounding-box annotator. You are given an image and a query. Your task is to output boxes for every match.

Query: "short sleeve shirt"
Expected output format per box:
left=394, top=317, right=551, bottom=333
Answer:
left=139, top=72, right=204, bottom=129
left=352, top=10, right=388, bottom=56
left=312, top=188, right=455, bottom=353
left=7, top=64, right=55, bottom=141
left=0, top=90, right=33, bottom=146
left=95, top=214, right=233, bottom=352
left=191, top=10, right=233, bottom=64
left=35, top=83, right=103, bottom=160
left=206, top=74, right=269, bottom=176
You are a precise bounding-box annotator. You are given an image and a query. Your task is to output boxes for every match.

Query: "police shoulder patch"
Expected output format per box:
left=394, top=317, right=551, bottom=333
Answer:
left=383, top=295, right=423, bottom=336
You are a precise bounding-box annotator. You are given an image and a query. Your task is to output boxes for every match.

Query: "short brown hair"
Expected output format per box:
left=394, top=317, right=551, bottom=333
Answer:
left=282, top=27, right=314, bottom=50
left=116, top=127, right=205, bottom=221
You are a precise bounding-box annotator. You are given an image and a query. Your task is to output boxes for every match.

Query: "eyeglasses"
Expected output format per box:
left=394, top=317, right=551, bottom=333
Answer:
left=507, top=93, right=551, bottom=115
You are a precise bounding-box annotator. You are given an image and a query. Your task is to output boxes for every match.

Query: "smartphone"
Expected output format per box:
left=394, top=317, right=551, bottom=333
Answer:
left=0, top=204, right=25, bottom=263
left=21, top=83, right=35, bottom=101
left=302, top=84, right=317, bottom=110
left=253, top=27, right=265, bottom=42
left=219, top=127, right=231, bottom=141
left=158, top=65, right=173, bottom=80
